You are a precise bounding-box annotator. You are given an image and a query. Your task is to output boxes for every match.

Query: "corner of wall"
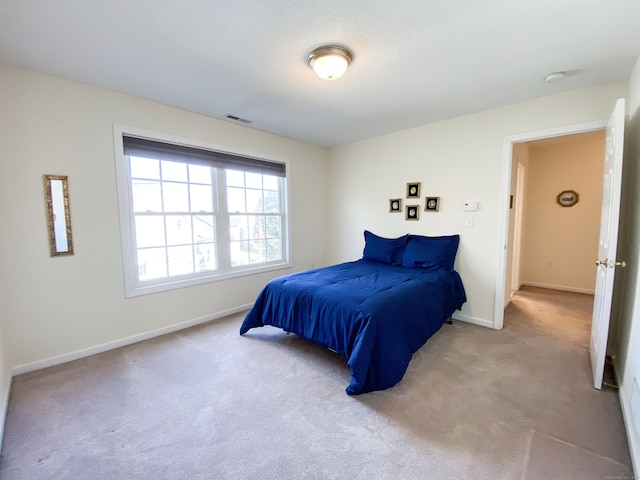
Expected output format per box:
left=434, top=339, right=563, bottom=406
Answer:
left=0, top=323, right=12, bottom=452
left=615, top=53, right=640, bottom=479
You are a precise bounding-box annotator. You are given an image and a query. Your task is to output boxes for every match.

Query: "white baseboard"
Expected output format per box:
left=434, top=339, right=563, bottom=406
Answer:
left=11, top=304, right=253, bottom=376
left=452, top=312, right=494, bottom=329
left=9, top=306, right=493, bottom=376
left=521, top=281, right=595, bottom=295
left=617, top=387, right=639, bottom=479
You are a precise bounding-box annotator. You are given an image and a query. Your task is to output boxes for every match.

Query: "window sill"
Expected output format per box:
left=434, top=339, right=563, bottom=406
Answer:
left=125, top=261, right=291, bottom=298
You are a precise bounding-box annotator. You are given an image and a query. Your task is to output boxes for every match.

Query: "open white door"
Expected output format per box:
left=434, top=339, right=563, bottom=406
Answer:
left=590, top=98, right=626, bottom=390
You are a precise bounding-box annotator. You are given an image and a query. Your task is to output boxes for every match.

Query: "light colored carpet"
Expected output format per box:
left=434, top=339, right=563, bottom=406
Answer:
left=523, top=430, right=632, bottom=480
left=0, top=286, right=633, bottom=479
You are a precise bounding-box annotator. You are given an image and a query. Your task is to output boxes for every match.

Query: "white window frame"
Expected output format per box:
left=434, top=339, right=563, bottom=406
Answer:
left=113, top=125, right=291, bottom=297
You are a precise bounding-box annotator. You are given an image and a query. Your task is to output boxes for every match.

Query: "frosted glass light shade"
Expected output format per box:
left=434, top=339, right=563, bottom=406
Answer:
left=307, top=45, right=352, bottom=81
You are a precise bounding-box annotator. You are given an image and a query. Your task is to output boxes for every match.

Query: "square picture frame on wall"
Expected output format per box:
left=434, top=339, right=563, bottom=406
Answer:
left=389, top=198, right=402, bottom=212
left=425, top=196, right=440, bottom=212
left=406, top=182, right=421, bottom=198
left=405, top=205, right=419, bottom=220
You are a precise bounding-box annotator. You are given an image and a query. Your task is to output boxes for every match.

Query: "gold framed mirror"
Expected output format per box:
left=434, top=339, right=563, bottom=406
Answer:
left=43, top=174, right=74, bottom=256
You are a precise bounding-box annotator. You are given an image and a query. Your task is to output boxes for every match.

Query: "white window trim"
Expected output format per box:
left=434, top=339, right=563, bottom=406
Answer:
left=113, top=125, right=291, bottom=298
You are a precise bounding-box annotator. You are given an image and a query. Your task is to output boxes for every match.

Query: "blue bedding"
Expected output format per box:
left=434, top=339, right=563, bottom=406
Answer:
left=240, top=260, right=466, bottom=395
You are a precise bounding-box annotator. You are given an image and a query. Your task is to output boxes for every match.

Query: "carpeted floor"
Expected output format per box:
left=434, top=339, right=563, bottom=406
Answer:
left=0, top=286, right=633, bottom=479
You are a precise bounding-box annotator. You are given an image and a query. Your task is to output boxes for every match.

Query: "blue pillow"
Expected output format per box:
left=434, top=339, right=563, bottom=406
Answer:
left=362, top=230, right=408, bottom=265
left=401, top=234, right=460, bottom=270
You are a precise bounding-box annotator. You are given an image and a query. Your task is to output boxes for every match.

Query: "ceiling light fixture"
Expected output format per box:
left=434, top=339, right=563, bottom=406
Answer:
left=307, top=45, right=353, bottom=81
left=544, top=72, right=566, bottom=84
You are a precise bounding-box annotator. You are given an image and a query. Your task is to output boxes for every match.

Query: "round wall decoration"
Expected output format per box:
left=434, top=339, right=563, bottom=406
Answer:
left=557, top=190, right=579, bottom=207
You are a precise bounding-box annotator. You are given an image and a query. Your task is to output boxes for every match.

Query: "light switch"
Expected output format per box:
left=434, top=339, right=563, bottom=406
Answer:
left=465, top=217, right=473, bottom=228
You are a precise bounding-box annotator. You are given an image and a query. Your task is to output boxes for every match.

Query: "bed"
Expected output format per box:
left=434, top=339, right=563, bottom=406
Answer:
left=240, top=231, right=466, bottom=395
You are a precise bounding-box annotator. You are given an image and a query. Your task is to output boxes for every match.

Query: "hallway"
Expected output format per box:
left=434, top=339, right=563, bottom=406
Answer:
left=505, top=286, right=632, bottom=479
left=506, top=286, right=594, bottom=345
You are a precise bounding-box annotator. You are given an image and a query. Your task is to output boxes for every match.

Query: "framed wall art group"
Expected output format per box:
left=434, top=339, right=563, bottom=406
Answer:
left=389, top=182, right=441, bottom=221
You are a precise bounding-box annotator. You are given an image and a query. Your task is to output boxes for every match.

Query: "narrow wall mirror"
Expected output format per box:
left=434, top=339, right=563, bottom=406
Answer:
left=43, top=174, right=74, bottom=256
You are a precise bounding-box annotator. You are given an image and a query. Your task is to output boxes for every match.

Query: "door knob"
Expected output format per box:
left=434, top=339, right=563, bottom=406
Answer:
left=596, top=258, right=627, bottom=268
left=607, top=260, right=627, bottom=268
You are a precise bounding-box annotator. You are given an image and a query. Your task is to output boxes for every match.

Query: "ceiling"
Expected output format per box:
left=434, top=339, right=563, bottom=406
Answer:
left=1, top=1, right=639, bottom=148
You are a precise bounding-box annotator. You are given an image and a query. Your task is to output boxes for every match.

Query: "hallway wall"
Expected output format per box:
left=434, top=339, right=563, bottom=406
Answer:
left=520, top=131, right=605, bottom=294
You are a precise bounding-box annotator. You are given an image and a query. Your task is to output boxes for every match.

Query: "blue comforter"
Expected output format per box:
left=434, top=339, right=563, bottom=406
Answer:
left=240, top=260, right=466, bottom=395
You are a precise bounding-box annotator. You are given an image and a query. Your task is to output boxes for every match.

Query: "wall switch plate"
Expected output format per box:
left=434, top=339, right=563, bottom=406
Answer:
left=465, top=217, right=473, bottom=228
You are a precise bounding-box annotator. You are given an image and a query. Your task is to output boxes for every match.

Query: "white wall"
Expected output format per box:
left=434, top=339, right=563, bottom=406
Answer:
left=615, top=55, right=640, bottom=476
left=326, top=81, right=628, bottom=327
left=520, top=133, right=605, bottom=294
left=0, top=66, right=328, bottom=371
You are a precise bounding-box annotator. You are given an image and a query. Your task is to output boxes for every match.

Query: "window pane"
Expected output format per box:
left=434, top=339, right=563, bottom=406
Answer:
left=230, top=241, right=249, bottom=267
left=161, top=160, right=187, bottom=182
left=265, top=216, right=281, bottom=238
left=130, top=156, right=160, bottom=180
left=248, top=215, right=265, bottom=240
left=246, top=189, right=263, bottom=213
left=193, top=215, right=215, bottom=243
left=266, top=239, right=282, bottom=262
left=166, top=215, right=192, bottom=246
left=189, top=164, right=213, bottom=185
left=226, top=170, right=244, bottom=187
left=122, top=138, right=288, bottom=293
left=195, top=243, right=216, bottom=272
left=132, top=180, right=162, bottom=212
left=135, top=216, right=165, bottom=248
left=263, top=175, right=278, bottom=190
left=263, top=190, right=280, bottom=213
left=249, top=239, right=266, bottom=264
left=246, top=172, right=262, bottom=189
left=163, top=182, right=189, bottom=212
left=137, top=247, right=167, bottom=281
left=190, top=184, right=214, bottom=213
left=168, top=245, right=194, bottom=276
left=229, top=215, right=248, bottom=242
left=227, top=187, right=246, bottom=213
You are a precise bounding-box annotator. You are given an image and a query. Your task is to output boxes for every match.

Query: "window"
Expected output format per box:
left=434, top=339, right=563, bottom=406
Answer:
left=114, top=128, right=289, bottom=297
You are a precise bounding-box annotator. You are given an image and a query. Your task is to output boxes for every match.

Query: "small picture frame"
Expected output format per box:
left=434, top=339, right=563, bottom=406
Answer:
left=557, top=190, right=579, bottom=207
left=424, top=196, right=440, bottom=212
left=389, top=198, right=402, bottom=212
left=405, top=205, right=419, bottom=221
left=406, top=182, right=421, bottom=198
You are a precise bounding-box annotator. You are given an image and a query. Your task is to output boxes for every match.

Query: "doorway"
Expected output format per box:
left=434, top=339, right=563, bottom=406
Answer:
left=506, top=130, right=607, bottom=313
left=494, top=120, right=607, bottom=329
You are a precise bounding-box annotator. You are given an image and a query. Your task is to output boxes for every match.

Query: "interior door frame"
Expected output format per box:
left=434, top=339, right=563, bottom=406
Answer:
left=511, top=162, right=526, bottom=296
left=494, top=120, right=607, bottom=329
